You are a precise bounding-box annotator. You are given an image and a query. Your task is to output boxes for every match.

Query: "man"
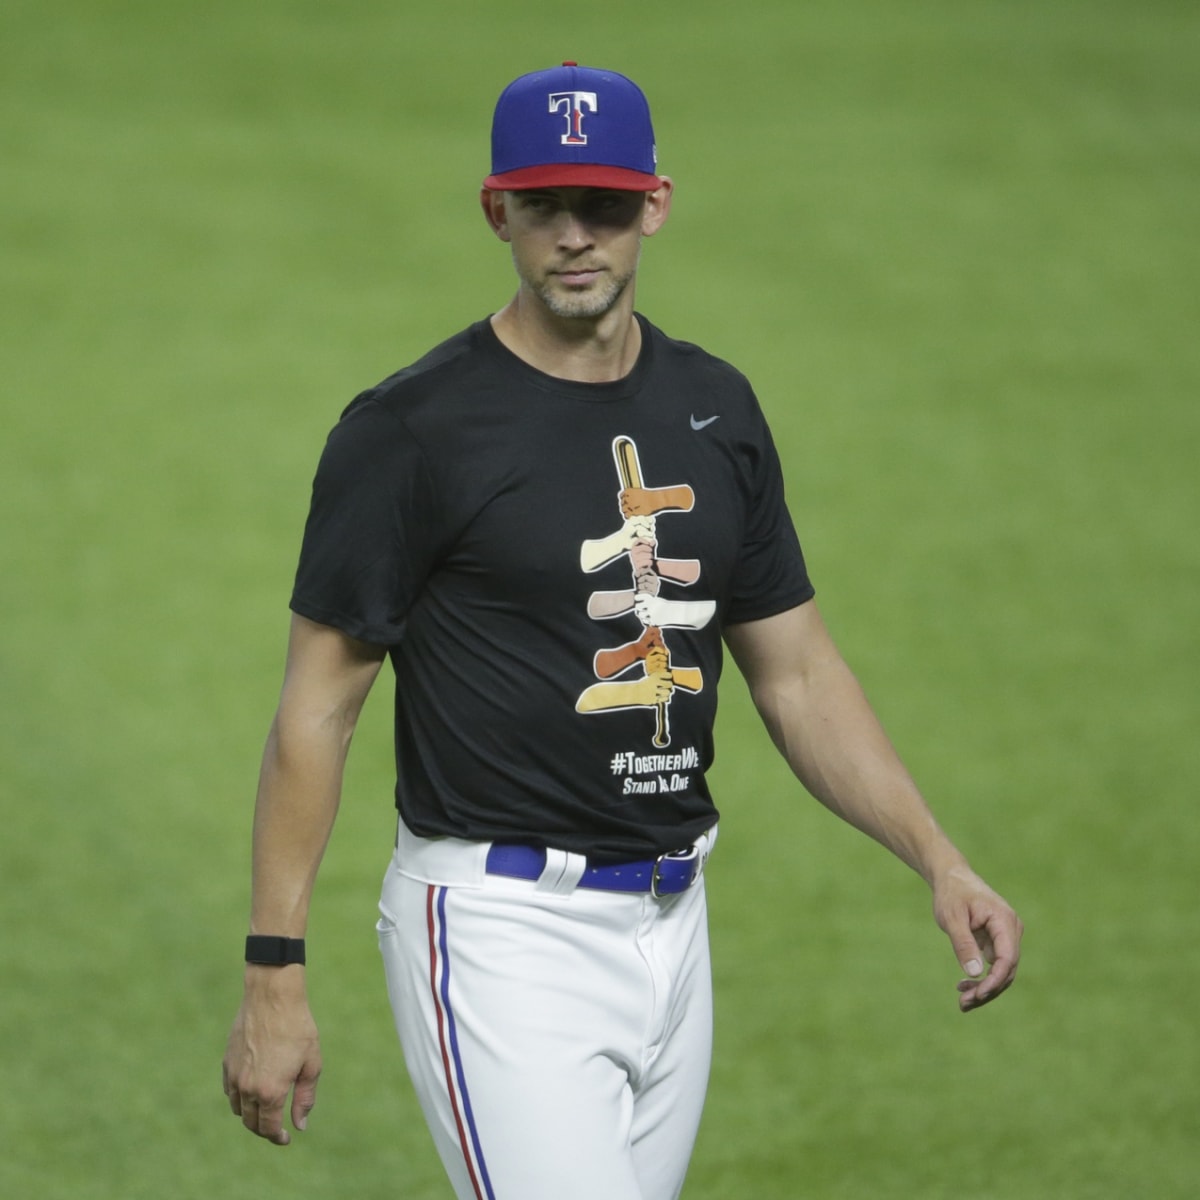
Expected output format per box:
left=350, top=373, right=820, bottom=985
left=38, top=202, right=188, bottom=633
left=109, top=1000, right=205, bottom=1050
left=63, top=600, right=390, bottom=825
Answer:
left=222, top=63, right=1022, bottom=1200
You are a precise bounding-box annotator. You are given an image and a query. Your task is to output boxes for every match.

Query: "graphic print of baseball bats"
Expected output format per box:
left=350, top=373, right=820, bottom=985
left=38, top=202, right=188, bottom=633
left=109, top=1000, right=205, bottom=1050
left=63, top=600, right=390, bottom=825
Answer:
left=613, top=437, right=670, bottom=748
left=579, top=521, right=652, bottom=573
left=593, top=626, right=663, bottom=679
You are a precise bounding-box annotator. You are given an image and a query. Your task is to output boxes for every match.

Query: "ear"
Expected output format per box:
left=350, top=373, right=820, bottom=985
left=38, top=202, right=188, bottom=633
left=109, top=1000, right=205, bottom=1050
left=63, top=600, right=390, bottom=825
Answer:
left=641, top=177, right=674, bottom=238
left=480, top=188, right=511, bottom=242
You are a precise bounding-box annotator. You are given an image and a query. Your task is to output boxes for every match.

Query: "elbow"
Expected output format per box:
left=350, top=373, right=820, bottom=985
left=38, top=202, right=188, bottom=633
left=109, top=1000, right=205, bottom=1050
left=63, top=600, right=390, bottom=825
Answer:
left=269, top=701, right=361, bottom=765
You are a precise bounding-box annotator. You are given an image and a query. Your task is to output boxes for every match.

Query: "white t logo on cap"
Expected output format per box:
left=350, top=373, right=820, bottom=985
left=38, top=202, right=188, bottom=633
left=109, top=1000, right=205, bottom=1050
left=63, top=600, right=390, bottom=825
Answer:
left=549, top=91, right=597, bottom=146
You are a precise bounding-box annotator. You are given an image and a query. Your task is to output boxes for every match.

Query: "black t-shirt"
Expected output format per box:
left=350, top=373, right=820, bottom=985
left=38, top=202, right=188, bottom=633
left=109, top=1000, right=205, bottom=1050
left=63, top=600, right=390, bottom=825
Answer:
left=291, top=315, right=814, bottom=859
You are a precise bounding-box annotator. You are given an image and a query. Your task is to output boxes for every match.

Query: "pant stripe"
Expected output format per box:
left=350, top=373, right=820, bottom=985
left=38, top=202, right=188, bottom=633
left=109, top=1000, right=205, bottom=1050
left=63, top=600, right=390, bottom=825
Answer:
left=427, top=885, right=495, bottom=1200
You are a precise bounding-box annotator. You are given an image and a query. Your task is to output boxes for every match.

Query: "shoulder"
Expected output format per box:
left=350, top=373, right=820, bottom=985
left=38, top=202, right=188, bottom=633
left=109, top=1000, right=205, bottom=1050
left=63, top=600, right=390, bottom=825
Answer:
left=640, top=317, right=756, bottom=395
left=637, top=317, right=784, bottom=479
left=639, top=316, right=768, bottom=440
left=310, top=326, right=479, bottom=468
left=344, top=320, right=505, bottom=421
left=319, top=321, right=501, bottom=460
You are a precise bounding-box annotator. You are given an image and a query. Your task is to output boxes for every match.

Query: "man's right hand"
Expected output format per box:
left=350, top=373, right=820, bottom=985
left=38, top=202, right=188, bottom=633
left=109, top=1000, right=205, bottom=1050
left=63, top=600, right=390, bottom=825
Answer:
left=222, top=966, right=322, bottom=1146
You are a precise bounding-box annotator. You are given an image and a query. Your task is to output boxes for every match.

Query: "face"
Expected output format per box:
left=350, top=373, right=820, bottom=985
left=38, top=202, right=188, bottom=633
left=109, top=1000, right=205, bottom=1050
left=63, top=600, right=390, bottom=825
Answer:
left=483, top=185, right=672, bottom=321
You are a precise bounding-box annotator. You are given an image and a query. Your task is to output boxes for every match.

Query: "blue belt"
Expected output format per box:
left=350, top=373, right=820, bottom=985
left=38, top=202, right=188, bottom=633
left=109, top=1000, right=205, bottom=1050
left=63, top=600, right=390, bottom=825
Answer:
left=485, top=843, right=704, bottom=898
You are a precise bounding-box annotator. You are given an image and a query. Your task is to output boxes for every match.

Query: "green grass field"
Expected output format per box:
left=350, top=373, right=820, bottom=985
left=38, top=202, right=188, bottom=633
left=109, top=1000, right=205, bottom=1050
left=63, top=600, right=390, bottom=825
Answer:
left=3, top=1, right=1197, bottom=1196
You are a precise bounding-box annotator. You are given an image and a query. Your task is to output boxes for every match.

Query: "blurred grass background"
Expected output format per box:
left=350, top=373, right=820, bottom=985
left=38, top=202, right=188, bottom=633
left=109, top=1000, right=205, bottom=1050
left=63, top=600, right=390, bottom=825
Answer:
left=2, top=0, right=1197, bottom=1196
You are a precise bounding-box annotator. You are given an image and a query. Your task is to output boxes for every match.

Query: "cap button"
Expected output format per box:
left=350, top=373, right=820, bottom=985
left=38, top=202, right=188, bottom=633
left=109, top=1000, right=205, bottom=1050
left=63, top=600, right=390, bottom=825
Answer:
left=562, top=60, right=578, bottom=66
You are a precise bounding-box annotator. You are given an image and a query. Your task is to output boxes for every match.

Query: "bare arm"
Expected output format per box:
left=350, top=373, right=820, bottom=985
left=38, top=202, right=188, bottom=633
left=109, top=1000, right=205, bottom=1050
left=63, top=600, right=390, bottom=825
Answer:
left=222, top=613, right=386, bottom=1143
left=724, top=600, right=1021, bottom=1011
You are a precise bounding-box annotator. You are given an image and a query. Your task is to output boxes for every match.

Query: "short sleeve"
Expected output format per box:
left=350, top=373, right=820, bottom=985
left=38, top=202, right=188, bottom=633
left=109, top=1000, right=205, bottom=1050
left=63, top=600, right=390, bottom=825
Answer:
left=722, top=417, right=815, bottom=625
left=289, top=398, right=440, bottom=645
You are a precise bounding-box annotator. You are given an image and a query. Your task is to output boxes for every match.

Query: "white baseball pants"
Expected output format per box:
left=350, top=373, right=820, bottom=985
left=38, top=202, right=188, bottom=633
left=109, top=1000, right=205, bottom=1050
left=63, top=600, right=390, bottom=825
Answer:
left=376, top=823, right=714, bottom=1200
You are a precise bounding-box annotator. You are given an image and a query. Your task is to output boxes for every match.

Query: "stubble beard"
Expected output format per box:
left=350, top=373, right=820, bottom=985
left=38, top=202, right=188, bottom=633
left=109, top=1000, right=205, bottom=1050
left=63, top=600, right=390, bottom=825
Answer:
left=535, top=269, right=633, bottom=320
left=519, top=247, right=640, bottom=321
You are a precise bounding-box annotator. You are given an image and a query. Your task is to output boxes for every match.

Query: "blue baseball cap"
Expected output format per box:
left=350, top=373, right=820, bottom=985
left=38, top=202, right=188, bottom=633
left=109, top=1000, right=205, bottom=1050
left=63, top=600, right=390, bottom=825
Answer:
left=484, top=62, right=662, bottom=191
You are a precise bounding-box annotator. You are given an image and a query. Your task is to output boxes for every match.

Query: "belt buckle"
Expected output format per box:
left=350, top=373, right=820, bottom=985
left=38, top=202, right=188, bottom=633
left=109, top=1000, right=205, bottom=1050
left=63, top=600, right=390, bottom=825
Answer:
left=651, top=845, right=701, bottom=898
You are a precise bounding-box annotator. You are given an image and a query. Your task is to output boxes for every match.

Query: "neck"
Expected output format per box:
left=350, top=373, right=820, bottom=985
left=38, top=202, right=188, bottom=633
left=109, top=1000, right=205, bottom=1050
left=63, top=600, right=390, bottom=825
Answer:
left=490, top=286, right=642, bottom=383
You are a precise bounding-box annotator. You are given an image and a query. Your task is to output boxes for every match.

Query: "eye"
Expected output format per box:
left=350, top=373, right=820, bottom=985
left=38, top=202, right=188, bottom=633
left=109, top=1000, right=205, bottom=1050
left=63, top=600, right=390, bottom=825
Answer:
left=520, top=192, right=558, bottom=214
left=582, top=191, right=642, bottom=224
left=587, top=192, right=623, bottom=212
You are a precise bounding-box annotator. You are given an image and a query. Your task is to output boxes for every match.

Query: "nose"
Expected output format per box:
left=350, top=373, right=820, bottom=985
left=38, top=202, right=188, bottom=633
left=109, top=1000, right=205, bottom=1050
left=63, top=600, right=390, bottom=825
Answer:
left=557, top=210, right=595, bottom=251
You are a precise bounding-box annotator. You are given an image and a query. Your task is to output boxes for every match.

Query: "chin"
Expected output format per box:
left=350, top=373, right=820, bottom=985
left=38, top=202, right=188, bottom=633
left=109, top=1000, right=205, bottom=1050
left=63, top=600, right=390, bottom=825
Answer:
left=542, top=283, right=625, bottom=321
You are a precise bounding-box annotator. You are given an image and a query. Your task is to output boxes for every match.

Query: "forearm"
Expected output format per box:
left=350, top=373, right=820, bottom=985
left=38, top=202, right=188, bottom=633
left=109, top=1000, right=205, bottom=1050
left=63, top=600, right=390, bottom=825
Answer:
left=727, top=604, right=967, bottom=886
left=727, top=603, right=1022, bottom=1008
left=248, top=712, right=352, bottom=938
left=225, top=615, right=386, bottom=1137
left=245, top=614, right=385, bottom=939
left=752, top=655, right=966, bottom=886
left=224, top=700, right=354, bottom=1143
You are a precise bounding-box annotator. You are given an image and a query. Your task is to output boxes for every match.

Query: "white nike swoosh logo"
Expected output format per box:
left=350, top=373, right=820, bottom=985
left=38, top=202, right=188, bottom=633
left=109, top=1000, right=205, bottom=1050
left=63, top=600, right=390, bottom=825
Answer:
left=690, top=414, right=720, bottom=430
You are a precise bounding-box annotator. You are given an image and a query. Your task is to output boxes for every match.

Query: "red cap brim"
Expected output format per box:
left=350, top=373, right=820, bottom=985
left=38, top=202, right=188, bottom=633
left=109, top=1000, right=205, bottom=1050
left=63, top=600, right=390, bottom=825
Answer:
left=483, top=163, right=662, bottom=191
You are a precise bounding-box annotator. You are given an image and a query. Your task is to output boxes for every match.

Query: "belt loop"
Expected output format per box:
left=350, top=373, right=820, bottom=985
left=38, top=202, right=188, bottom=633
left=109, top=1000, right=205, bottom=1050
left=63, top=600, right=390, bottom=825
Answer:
left=535, top=848, right=587, bottom=895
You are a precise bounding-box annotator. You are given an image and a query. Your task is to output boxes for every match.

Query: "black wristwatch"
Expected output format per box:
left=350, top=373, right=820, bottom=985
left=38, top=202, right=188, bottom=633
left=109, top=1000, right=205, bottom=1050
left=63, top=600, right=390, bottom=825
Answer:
left=245, top=935, right=306, bottom=966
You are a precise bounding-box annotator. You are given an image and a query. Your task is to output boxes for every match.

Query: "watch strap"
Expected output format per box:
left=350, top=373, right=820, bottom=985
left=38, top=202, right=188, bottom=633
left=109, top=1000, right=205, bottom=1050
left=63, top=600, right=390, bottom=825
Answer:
left=245, top=935, right=306, bottom=966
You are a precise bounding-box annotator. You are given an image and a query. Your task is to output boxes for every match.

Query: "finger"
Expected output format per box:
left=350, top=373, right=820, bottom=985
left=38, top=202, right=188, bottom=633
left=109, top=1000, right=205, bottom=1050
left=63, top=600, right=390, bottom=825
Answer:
left=943, top=914, right=986, bottom=979
left=266, top=1124, right=291, bottom=1146
left=957, top=947, right=1019, bottom=1011
left=958, top=971, right=1015, bottom=1012
left=972, top=950, right=1019, bottom=1006
left=246, top=1097, right=291, bottom=1146
left=972, top=912, right=1022, bottom=994
left=222, top=1064, right=242, bottom=1115
left=984, top=909, right=1022, bottom=967
left=240, top=1099, right=259, bottom=1135
left=956, top=974, right=996, bottom=1011
left=959, top=985, right=984, bottom=1013
left=292, top=1074, right=319, bottom=1133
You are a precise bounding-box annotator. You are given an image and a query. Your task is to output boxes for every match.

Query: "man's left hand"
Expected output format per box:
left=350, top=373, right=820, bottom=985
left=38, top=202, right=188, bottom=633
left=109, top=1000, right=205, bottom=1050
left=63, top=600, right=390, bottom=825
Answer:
left=932, top=866, right=1023, bottom=1012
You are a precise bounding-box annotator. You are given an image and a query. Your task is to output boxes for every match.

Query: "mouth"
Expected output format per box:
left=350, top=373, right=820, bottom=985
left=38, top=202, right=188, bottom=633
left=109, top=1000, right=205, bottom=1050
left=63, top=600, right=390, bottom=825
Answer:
left=553, top=267, right=605, bottom=287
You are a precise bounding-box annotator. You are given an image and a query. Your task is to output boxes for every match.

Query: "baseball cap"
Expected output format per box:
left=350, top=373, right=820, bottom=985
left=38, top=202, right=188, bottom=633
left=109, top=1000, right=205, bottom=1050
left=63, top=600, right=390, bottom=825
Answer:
left=484, top=62, right=662, bottom=191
